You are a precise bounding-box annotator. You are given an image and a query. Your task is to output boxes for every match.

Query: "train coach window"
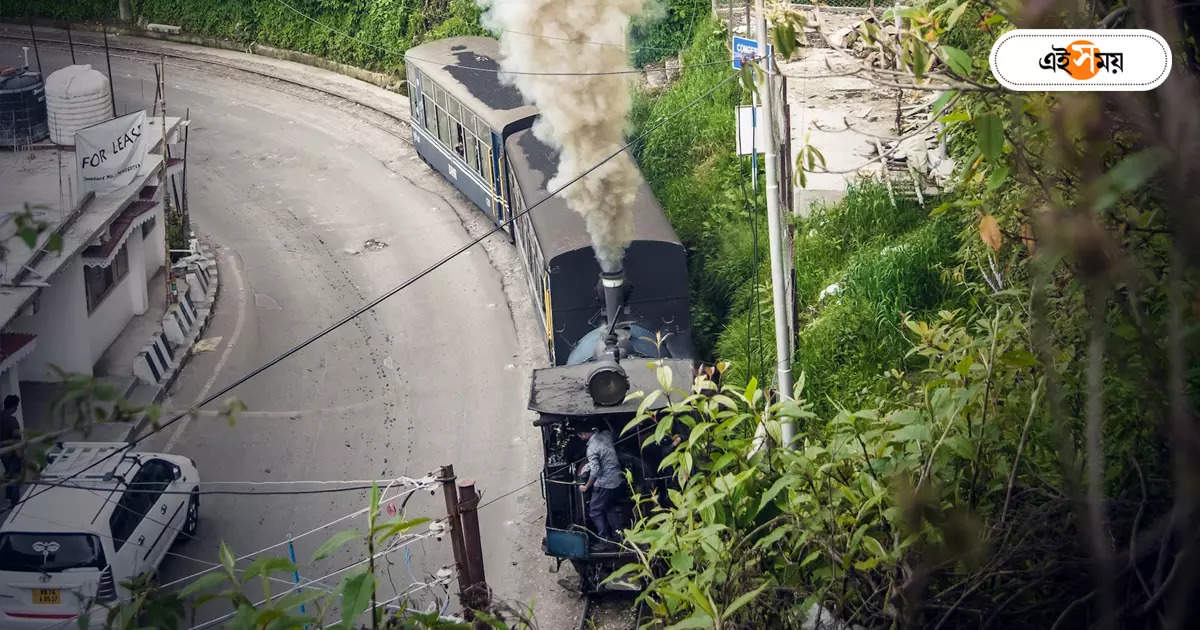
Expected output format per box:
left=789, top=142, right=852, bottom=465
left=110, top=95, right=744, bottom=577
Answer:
left=466, top=137, right=479, bottom=172
left=422, top=96, right=435, bottom=133
left=454, top=124, right=466, bottom=158
left=436, top=108, right=449, bottom=145
left=481, top=146, right=493, bottom=187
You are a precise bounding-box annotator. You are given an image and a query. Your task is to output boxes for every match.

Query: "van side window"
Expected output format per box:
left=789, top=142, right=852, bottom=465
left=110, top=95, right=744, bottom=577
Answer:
left=109, top=460, right=173, bottom=551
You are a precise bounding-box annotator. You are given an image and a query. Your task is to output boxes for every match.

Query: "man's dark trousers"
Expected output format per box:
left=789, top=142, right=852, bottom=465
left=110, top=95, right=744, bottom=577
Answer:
left=588, top=486, right=622, bottom=540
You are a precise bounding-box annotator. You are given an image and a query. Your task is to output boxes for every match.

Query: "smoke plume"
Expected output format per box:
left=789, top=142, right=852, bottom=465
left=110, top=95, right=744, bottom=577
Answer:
left=479, top=0, right=648, bottom=272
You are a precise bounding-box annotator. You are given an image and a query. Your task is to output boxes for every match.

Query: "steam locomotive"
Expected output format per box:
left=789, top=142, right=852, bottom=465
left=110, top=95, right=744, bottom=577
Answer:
left=406, top=37, right=694, bottom=593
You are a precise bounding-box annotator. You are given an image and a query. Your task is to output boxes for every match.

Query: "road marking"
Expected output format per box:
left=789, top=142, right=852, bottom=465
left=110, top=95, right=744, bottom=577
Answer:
left=165, top=251, right=248, bottom=452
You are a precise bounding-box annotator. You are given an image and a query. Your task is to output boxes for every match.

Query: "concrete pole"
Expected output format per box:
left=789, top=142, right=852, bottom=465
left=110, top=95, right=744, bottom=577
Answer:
left=119, top=0, right=132, bottom=23
left=437, top=465, right=472, bottom=611
left=756, top=0, right=795, bottom=446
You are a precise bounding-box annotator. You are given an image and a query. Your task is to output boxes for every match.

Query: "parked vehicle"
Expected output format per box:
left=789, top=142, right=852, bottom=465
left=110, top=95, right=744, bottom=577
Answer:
left=0, top=443, right=199, bottom=626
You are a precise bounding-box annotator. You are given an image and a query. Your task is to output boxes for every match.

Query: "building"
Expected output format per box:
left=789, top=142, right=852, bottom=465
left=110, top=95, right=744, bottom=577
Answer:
left=0, top=112, right=184, bottom=432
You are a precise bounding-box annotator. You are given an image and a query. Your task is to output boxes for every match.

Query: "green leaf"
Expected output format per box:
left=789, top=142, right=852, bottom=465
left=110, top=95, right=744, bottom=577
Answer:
left=724, top=583, right=769, bottom=618
left=757, top=475, right=795, bottom=513
left=892, top=424, right=932, bottom=443
left=930, top=90, right=957, bottom=116
left=1106, top=148, right=1168, bottom=194
left=853, top=556, right=880, bottom=571
left=369, top=482, right=381, bottom=527
left=340, top=570, right=376, bottom=630
left=670, top=551, right=695, bottom=573
left=862, top=535, right=887, bottom=560
left=255, top=608, right=286, bottom=627
left=657, top=363, right=674, bottom=390
left=179, top=572, right=229, bottom=598
left=373, top=517, right=431, bottom=542
left=773, top=22, right=796, bottom=60
left=312, top=529, right=361, bottom=562
left=47, top=232, right=63, bottom=253
left=219, top=542, right=236, bottom=576
left=666, top=613, right=713, bottom=630
left=16, top=226, right=38, bottom=249
left=947, top=1, right=971, bottom=27
left=986, top=165, right=1009, bottom=191
left=242, top=557, right=297, bottom=581
left=276, top=589, right=326, bottom=613
left=998, top=349, right=1038, bottom=368
left=800, top=550, right=822, bottom=567
left=754, top=525, right=790, bottom=549
left=974, top=114, right=1004, bottom=161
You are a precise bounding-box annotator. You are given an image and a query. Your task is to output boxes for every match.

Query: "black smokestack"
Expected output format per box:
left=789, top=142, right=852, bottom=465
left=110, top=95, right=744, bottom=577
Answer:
left=600, top=268, right=624, bottom=337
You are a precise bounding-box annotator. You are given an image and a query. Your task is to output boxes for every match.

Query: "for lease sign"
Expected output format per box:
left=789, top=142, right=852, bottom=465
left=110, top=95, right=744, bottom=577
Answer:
left=75, top=111, right=149, bottom=195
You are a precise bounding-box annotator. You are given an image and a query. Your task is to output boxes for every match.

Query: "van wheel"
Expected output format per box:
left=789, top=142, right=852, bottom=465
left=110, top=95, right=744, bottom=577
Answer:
left=180, top=490, right=199, bottom=540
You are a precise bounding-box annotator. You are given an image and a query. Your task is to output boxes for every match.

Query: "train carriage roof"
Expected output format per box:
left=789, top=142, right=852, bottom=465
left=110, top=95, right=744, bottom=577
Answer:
left=404, top=37, right=538, bottom=132
left=504, top=129, right=683, bottom=263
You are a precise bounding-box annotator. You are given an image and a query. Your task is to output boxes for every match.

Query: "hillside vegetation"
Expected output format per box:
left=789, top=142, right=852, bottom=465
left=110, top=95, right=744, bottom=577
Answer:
left=621, top=2, right=1200, bottom=627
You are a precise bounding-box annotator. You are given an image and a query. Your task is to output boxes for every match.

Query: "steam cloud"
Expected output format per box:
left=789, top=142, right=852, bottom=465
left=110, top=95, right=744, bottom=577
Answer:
left=479, top=0, right=648, bottom=272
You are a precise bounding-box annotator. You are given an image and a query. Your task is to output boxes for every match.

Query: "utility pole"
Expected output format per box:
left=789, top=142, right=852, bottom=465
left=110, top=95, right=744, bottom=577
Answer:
left=437, top=465, right=473, bottom=613
left=456, top=479, right=490, bottom=615
left=756, top=0, right=795, bottom=446
left=119, top=0, right=132, bottom=22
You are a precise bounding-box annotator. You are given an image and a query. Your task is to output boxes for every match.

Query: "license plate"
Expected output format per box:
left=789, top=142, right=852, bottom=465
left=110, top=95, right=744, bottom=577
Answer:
left=32, top=588, right=60, bottom=605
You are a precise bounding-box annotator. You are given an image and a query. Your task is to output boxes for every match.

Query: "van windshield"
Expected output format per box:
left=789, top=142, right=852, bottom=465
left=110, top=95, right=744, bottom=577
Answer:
left=0, top=533, right=105, bottom=572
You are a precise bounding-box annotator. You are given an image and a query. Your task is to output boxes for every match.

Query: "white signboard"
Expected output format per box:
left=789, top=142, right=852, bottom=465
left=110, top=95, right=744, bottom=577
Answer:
left=75, top=111, right=149, bottom=195
left=735, top=105, right=766, bottom=155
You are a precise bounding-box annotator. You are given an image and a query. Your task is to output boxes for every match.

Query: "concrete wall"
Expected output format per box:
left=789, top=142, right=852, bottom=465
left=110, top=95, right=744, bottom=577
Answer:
left=87, top=260, right=138, bottom=364
left=9, top=257, right=92, bottom=379
left=143, top=209, right=166, bottom=282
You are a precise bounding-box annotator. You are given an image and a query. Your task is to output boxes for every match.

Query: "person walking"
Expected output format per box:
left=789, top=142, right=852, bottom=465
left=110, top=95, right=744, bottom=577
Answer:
left=577, top=423, right=624, bottom=549
left=0, top=395, right=22, bottom=508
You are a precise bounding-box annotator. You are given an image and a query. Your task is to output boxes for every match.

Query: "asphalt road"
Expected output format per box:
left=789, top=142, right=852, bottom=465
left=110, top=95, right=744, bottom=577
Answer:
left=0, top=30, right=562, bottom=624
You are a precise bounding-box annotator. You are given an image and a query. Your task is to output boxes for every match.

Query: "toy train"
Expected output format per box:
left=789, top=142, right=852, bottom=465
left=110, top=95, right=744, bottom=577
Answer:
left=406, top=37, right=694, bottom=593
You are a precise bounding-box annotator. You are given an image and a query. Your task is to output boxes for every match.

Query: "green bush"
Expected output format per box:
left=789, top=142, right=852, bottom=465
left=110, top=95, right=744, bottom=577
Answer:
left=9, top=0, right=486, bottom=73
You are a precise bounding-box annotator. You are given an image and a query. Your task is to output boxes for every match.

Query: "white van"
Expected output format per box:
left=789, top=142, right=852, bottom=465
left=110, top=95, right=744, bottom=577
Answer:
left=0, top=443, right=200, bottom=627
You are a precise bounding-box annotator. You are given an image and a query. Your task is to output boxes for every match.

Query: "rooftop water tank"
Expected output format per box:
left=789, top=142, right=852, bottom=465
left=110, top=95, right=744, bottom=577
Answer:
left=45, top=64, right=112, bottom=145
left=0, top=67, right=48, bottom=147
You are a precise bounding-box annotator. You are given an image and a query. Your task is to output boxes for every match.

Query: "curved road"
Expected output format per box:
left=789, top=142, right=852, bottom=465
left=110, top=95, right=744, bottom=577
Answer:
left=1, top=29, right=567, bottom=623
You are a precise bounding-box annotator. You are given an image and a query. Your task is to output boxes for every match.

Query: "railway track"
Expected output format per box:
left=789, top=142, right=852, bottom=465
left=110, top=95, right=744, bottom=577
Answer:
left=0, top=30, right=415, bottom=147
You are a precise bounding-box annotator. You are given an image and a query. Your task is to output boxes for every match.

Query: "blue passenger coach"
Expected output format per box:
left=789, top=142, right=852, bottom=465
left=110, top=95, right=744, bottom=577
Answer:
left=404, top=37, right=536, bottom=236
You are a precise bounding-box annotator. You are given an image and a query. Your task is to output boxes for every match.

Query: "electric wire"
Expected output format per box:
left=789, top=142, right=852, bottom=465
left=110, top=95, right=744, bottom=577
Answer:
left=159, top=477, right=430, bottom=590
left=188, top=529, right=440, bottom=630
left=36, top=482, right=391, bottom=497
left=10, top=68, right=740, bottom=519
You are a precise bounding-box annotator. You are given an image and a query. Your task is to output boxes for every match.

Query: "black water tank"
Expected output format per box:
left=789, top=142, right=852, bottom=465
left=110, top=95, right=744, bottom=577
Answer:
left=0, top=68, right=49, bottom=147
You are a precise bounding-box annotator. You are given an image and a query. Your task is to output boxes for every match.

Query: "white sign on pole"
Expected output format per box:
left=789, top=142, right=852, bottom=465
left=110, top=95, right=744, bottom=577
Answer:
left=75, top=111, right=149, bottom=195
left=735, top=105, right=765, bottom=156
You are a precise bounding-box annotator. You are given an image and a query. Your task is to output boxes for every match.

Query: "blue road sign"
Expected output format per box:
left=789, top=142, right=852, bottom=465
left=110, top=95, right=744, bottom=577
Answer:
left=732, top=36, right=772, bottom=69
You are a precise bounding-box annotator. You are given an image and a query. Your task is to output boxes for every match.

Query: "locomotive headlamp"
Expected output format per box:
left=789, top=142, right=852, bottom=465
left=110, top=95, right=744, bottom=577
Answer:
left=587, top=361, right=629, bottom=407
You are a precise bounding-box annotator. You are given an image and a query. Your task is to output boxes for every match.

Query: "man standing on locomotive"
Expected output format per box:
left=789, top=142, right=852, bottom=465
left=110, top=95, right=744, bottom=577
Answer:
left=577, top=423, right=624, bottom=547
